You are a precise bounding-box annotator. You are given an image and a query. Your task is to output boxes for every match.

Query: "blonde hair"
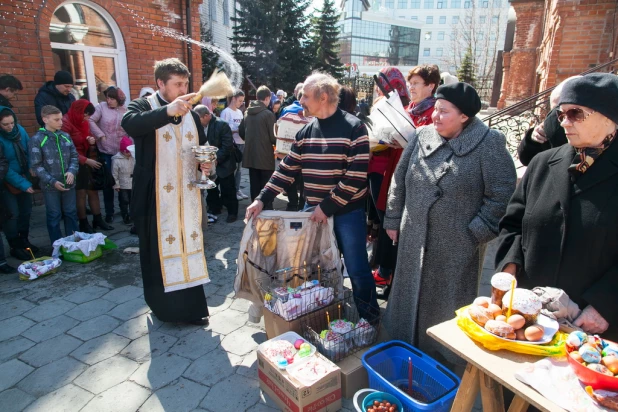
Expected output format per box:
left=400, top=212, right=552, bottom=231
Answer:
left=303, top=72, right=341, bottom=106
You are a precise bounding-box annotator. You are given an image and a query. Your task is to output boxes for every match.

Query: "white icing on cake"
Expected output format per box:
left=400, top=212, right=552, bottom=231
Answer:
left=491, top=272, right=517, bottom=291
left=502, top=288, right=541, bottom=314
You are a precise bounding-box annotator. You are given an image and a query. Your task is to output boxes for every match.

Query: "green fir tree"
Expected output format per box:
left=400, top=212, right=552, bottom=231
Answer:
left=275, top=0, right=313, bottom=91
left=200, top=25, right=219, bottom=82
left=309, top=0, right=345, bottom=79
left=457, top=47, right=476, bottom=86
left=231, top=0, right=312, bottom=91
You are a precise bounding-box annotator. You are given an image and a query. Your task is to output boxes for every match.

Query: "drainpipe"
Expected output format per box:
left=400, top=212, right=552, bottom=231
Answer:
left=186, top=0, right=194, bottom=92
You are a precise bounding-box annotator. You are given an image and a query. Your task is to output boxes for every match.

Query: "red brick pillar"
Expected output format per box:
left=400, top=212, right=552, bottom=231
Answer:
left=499, top=0, right=545, bottom=107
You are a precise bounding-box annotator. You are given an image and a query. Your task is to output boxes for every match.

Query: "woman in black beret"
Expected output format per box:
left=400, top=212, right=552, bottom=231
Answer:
left=382, top=82, right=517, bottom=370
left=496, top=73, right=618, bottom=340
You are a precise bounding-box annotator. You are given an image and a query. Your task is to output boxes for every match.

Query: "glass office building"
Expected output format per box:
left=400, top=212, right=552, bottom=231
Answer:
left=339, top=0, right=421, bottom=74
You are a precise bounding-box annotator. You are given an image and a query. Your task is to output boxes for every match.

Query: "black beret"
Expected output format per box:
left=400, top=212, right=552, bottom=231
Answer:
left=558, top=73, right=618, bottom=125
left=435, top=82, right=481, bottom=118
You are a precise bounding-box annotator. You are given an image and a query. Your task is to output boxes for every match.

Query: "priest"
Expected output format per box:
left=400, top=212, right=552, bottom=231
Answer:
left=122, top=58, right=211, bottom=325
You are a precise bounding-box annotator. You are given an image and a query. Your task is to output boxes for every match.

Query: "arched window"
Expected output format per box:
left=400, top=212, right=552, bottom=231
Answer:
left=50, top=1, right=129, bottom=103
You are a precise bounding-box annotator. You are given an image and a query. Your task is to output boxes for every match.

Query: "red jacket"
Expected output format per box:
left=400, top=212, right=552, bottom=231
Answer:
left=374, top=103, right=435, bottom=211
left=61, top=100, right=95, bottom=165
left=62, top=114, right=89, bottom=165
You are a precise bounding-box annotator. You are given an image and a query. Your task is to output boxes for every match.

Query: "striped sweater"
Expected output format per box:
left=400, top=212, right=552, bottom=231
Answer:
left=257, top=109, right=369, bottom=216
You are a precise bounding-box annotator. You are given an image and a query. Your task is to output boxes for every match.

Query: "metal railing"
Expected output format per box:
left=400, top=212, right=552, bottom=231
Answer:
left=482, top=58, right=618, bottom=159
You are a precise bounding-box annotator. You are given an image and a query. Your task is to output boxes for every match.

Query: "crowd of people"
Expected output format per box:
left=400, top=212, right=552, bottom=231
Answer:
left=0, top=71, right=135, bottom=273
left=1, top=61, right=616, bottom=368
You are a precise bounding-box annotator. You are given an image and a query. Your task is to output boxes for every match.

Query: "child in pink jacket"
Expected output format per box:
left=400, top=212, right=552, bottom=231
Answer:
left=111, top=136, right=135, bottom=225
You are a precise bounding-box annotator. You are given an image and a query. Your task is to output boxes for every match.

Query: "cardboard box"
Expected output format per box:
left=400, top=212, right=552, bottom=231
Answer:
left=336, top=326, right=391, bottom=399
left=337, top=353, right=369, bottom=399
left=263, top=308, right=303, bottom=339
left=258, top=351, right=342, bottom=412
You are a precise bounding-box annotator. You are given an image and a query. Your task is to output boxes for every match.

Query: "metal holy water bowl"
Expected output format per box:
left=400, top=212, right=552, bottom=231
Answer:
left=191, top=145, right=218, bottom=189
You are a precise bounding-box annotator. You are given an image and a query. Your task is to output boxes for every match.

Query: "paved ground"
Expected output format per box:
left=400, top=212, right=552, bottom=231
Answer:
left=0, top=170, right=496, bottom=411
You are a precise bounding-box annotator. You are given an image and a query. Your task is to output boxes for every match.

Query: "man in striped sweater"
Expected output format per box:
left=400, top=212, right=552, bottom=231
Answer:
left=245, top=72, right=379, bottom=319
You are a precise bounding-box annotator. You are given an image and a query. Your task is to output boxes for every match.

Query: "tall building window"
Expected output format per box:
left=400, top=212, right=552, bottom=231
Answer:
left=210, top=0, right=217, bottom=22
left=481, top=0, right=489, bottom=7
left=436, top=48, right=443, bottom=56
left=478, top=31, right=484, bottom=40
left=411, top=15, right=419, bottom=20
left=489, top=32, right=497, bottom=40
left=385, top=0, right=395, bottom=8
left=437, top=1, right=444, bottom=8
left=223, top=0, right=229, bottom=25
left=437, top=31, right=445, bottom=40
left=492, top=15, right=499, bottom=24
left=451, top=0, right=461, bottom=7
left=439, top=15, right=446, bottom=23
left=424, top=0, right=434, bottom=8
left=425, top=31, right=432, bottom=40
left=479, top=15, right=486, bottom=23
left=426, top=15, right=433, bottom=23
left=398, top=0, right=408, bottom=7
left=423, top=48, right=431, bottom=56
left=464, top=1, right=471, bottom=8
left=411, top=0, right=421, bottom=8
left=452, top=15, right=459, bottom=23
left=465, top=15, right=471, bottom=23
left=493, top=0, right=501, bottom=6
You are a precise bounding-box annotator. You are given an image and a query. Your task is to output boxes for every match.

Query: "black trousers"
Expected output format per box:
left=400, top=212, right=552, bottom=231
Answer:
left=286, top=174, right=304, bottom=211
left=206, top=174, right=239, bottom=216
left=119, top=189, right=132, bottom=217
left=248, top=168, right=274, bottom=210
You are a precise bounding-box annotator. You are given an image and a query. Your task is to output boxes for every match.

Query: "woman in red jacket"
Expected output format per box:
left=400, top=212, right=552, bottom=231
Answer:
left=62, top=99, right=114, bottom=232
left=370, top=65, right=441, bottom=299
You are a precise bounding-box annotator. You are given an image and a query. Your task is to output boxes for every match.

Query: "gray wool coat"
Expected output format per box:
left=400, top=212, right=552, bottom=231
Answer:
left=382, top=117, right=517, bottom=366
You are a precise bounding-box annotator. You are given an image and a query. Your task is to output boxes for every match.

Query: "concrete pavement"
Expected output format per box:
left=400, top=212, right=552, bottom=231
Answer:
left=0, top=170, right=496, bottom=411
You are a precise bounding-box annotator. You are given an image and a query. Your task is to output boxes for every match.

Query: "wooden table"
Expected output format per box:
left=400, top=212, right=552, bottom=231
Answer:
left=427, top=319, right=567, bottom=412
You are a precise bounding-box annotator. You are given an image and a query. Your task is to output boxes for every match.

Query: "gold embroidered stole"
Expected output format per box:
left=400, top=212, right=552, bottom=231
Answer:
left=147, top=95, right=209, bottom=292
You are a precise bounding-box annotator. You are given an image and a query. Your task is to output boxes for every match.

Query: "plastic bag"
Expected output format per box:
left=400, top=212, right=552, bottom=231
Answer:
left=456, top=305, right=568, bottom=357
left=366, top=91, right=416, bottom=148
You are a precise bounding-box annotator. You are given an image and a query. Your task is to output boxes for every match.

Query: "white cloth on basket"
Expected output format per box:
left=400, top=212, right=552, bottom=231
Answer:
left=52, top=232, right=107, bottom=258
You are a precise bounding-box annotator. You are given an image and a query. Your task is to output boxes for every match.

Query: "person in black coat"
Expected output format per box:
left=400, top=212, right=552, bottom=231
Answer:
left=517, top=76, right=581, bottom=166
left=194, top=104, right=239, bottom=222
left=34, top=71, right=76, bottom=126
left=495, top=73, right=618, bottom=341
left=121, top=59, right=210, bottom=325
left=0, top=75, right=23, bottom=109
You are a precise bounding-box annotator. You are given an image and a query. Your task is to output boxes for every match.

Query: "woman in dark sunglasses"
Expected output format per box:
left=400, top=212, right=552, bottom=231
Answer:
left=495, top=73, right=618, bottom=341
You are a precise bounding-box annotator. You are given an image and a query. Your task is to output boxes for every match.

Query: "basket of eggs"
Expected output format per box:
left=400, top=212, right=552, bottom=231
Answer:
left=565, top=331, right=618, bottom=391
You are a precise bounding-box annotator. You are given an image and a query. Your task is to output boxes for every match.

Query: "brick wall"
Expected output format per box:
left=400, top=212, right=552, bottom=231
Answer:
left=498, top=0, right=618, bottom=107
left=0, top=0, right=203, bottom=134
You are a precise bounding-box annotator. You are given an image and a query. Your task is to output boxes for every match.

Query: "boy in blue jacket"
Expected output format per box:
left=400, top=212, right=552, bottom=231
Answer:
left=29, top=105, right=79, bottom=243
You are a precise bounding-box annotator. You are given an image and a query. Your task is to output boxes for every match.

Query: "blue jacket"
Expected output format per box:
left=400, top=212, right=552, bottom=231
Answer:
left=0, top=106, right=32, bottom=191
left=34, top=81, right=76, bottom=126
left=280, top=101, right=303, bottom=117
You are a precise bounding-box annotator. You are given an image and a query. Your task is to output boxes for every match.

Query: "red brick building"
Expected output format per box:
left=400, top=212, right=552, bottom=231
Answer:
left=498, top=0, right=618, bottom=108
left=0, top=0, right=203, bottom=132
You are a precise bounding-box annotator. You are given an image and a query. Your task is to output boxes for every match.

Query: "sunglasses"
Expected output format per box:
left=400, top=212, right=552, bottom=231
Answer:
left=557, top=107, right=595, bottom=123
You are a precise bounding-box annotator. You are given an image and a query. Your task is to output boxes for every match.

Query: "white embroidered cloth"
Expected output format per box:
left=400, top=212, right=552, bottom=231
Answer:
left=18, top=258, right=62, bottom=280
left=52, top=232, right=107, bottom=258
left=515, top=356, right=610, bottom=411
